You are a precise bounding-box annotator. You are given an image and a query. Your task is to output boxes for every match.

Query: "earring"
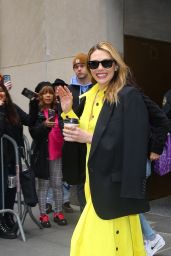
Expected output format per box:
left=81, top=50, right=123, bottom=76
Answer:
left=115, top=65, right=118, bottom=71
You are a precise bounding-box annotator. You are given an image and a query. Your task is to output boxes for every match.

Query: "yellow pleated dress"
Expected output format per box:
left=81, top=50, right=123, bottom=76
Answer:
left=70, top=84, right=146, bottom=256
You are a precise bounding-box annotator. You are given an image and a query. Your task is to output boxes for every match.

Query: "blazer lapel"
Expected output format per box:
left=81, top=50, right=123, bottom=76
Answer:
left=89, top=100, right=115, bottom=160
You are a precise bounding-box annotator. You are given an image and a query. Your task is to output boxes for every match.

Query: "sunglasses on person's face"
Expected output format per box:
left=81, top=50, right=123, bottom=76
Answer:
left=88, top=59, right=116, bottom=70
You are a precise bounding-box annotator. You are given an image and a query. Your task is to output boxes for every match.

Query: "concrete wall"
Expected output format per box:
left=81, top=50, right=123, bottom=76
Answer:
left=0, top=0, right=123, bottom=108
left=1, top=0, right=170, bottom=139
left=124, top=0, right=171, bottom=42
left=0, top=0, right=123, bottom=139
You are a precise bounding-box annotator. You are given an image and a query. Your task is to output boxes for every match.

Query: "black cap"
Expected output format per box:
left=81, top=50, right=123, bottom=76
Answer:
left=34, top=81, right=52, bottom=93
left=52, top=78, right=68, bottom=88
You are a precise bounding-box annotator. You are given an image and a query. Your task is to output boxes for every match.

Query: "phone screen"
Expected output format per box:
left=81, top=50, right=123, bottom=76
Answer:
left=3, top=75, right=11, bottom=83
left=48, top=109, right=56, bottom=121
left=21, top=88, right=37, bottom=100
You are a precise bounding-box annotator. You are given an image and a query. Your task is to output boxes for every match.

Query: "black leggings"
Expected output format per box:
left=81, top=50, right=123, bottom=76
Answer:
left=0, top=165, right=16, bottom=210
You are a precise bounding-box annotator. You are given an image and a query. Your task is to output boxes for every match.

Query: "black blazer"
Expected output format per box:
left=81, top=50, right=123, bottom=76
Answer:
left=62, top=85, right=169, bottom=219
left=88, top=86, right=151, bottom=219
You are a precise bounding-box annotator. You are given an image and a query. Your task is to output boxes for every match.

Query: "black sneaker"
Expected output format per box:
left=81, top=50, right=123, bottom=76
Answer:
left=63, top=202, right=74, bottom=213
left=46, top=203, right=53, bottom=214
left=54, top=212, right=67, bottom=226
left=39, top=214, right=51, bottom=228
left=0, top=222, right=17, bottom=239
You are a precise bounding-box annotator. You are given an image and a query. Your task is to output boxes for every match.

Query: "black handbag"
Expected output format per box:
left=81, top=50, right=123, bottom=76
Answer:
left=20, top=157, right=38, bottom=207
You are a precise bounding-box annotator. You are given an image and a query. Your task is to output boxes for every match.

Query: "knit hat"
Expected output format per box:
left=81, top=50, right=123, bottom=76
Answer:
left=34, top=81, right=52, bottom=93
left=73, top=53, right=88, bottom=68
left=52, top=78, right=68, bottom=88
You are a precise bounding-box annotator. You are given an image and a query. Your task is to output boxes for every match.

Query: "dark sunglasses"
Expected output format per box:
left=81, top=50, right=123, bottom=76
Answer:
left=88, top=59, right=115, bottom=69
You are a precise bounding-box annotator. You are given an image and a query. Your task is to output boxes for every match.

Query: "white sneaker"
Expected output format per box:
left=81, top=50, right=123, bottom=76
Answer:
left=150, top=234, right=165, bottom=255
left=145, top=234, right=165, bottom=256
left=144, top=240, right=153, bottom=256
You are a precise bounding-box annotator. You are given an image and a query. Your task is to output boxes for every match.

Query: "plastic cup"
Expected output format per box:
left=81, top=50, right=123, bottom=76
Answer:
left=63, top=118, right=79, bottom=128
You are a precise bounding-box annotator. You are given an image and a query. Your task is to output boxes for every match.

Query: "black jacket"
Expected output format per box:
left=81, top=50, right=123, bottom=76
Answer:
left=162, top=89, right=171, bottom=131
left=68, top=84, right=93, bottom=112
left=62, top=84, right=92, bottom=184
left=63, top=86, right=150, bottom=219
left=62, top=87, right=169, bottom=186
left=0, top=103, right=34, bottom=209
left=142, top=93, right=169, bottom=154
left=0, top=104, right=33, bottom=168
left=62, top=85, right=169, bottom=219
left=87, top=86, right=150, bottom=219
left=29, top=106, right=63, bottom=179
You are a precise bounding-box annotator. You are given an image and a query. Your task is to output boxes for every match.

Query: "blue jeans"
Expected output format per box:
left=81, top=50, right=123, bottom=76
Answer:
left=140, top=160, right=156, bottom=240
left=146, top=159, right=151, bottom=178
left=140, top=214, right=156, bottom=240
left=77, top=183, right=86, bottom=212
left=63, top=182, right=71, bottom=204
left=47, top=182, right=71, bottom=204
left=46, top=187, right=53, bottom=204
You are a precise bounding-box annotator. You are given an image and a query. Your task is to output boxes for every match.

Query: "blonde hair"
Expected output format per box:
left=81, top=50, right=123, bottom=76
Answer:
left=38, top=85, right=56, bottom=110
left=87, top=41, right=129, bottom=104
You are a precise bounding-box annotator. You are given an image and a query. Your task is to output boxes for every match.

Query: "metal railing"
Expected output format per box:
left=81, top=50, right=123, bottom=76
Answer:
left=0, top=134, right=26, bottom=241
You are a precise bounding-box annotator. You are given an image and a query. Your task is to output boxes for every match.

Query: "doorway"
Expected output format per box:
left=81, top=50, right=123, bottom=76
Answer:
left=124, top=35, right=171, bottom=199
left=124, top=35, right=171, bottom=106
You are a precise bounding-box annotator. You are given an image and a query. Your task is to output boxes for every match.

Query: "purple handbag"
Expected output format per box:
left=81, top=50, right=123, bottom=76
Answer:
left=154, top=133, right=171, bottom=176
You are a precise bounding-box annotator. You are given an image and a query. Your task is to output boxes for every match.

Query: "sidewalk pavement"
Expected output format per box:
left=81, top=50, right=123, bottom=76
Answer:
left=0, top=205, right=80, bottom=256
left=0, top=197, right=171, bottom=256
left=145, top=196, right=171, bottom=256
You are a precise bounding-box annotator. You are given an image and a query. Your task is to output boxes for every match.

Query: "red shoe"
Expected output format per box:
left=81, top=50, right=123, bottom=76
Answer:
left=39, top=214, right=51, bottom=228
left=54, top=212, right=67, bottom=226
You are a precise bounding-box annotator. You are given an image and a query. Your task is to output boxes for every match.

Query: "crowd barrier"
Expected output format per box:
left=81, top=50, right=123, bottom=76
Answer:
left=0, top=134, right=44, bottom=242
left=0, top=134, right=26, bottom=241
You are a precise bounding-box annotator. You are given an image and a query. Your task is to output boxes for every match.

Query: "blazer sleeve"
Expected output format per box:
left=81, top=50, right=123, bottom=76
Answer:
left=15, top=101, right=39, bottom=127
left=162, top=91, right=171, bottom=131
left=162, top=90, right=171, bottom=114
left=29, top=120, right=51, bottom=141
left=142, top=94, right=170, bottom=154
left=121, top=88, right=150, bottom=199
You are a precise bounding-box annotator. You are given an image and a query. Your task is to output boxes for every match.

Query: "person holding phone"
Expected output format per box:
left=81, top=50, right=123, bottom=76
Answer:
left=46, top=79, right=71, bottom=214
left=0, top=79, right=18, bottom=239
left=0, top=75, right=38, bottom=239
left=21, top=88, right=38, bottom=100
left=57, top=41, right=152, bottom=255
left=29, top=85, right=67, bottom=227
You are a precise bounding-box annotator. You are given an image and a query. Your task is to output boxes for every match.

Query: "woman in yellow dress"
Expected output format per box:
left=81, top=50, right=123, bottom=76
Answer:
left=58, top=42, right=149, bottom=256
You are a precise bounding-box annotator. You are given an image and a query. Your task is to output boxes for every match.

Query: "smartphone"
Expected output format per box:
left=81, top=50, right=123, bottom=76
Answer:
left=3, top=75, right=12, bottom=90
left=21, top=88, right=37, bottom=100
left=48, top=109, right=56, bottom=121
left=3, top=75, right=11, bottom=83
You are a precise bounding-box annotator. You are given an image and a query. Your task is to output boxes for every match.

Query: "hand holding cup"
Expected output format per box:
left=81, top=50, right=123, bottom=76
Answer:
left=63, top=118, right=92, bottom=144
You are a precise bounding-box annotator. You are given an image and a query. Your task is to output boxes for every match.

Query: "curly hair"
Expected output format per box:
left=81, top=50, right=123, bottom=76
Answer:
left=38, top=85, right=56, bottom=110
